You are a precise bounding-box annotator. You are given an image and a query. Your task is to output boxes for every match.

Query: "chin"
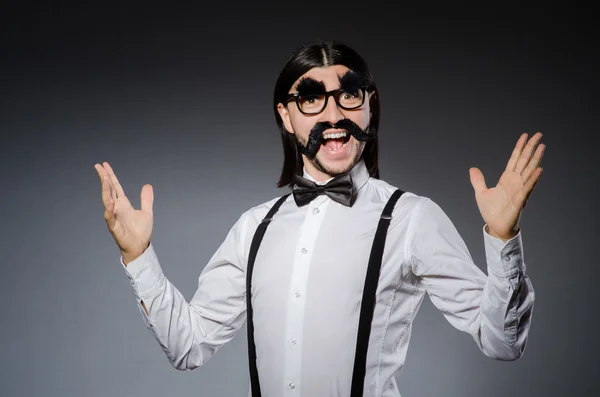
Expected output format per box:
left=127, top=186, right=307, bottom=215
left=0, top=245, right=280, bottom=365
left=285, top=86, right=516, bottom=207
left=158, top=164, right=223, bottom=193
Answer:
left=314, top=144, right=362, bottom=177
left=316, top=159, right=355, bottom=176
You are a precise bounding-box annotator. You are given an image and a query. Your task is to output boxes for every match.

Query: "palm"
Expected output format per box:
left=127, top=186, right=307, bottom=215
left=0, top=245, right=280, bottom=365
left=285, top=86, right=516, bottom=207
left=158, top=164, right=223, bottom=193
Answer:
left=469, top=132, right=545, bottom=241
left=111, top=195, right=153, bottom=252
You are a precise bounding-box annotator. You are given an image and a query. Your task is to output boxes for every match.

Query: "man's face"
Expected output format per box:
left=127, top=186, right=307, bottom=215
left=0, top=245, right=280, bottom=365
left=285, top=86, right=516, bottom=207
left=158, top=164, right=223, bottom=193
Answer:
left=277, top=65, right=374, bottom=181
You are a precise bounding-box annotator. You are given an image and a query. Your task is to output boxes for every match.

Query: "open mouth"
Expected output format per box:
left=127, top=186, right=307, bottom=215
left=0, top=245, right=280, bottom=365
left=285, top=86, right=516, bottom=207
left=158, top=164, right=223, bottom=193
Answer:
left=321, top=131, right=351, bottom=152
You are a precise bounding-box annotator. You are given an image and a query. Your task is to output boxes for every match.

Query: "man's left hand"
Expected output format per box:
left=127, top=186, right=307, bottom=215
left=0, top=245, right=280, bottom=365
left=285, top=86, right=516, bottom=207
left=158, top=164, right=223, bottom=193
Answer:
left=469, top=132, right=545, bottom=242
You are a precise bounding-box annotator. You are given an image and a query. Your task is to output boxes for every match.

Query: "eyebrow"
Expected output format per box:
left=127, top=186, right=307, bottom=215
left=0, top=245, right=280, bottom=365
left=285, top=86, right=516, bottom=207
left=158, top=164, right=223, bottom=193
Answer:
left=293, top=71, right=366, bottom=97
left=338, top=71, right=365, bottom=92
left=295, top=77, right=326, bottom=96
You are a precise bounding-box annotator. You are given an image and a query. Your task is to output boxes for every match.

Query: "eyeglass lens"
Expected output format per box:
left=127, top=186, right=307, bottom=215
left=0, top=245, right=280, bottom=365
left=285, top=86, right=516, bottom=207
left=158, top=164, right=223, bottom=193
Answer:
left=298, top=89, right=364, bottom=114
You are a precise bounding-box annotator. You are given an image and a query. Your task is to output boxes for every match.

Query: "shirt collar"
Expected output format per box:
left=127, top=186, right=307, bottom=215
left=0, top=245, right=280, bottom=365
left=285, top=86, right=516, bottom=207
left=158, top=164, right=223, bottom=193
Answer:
left=302, top=159, right=370, bottom=194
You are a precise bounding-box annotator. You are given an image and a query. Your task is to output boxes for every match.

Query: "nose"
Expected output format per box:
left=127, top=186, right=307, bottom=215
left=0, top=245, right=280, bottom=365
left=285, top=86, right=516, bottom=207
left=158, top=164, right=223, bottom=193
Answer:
left=320, top=95, right=345, bottom=125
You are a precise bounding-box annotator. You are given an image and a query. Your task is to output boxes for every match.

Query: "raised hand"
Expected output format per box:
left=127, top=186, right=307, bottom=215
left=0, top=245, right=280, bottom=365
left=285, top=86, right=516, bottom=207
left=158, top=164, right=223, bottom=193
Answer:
left=469, top=132, right=545, bottom=242
left=95, top=162, right=154, bottom=265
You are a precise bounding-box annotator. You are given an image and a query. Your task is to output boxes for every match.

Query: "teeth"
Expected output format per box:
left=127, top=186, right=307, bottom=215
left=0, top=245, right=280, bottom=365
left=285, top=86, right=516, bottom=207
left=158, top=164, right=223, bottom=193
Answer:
left=323, top=132, right=347, bottom=140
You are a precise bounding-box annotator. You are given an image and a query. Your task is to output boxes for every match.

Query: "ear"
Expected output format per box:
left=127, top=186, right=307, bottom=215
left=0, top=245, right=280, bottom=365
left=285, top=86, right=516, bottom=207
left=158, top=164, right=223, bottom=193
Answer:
left=277, top=103, right=295, bottom=135
left=368, top=90, right=377, bottom=118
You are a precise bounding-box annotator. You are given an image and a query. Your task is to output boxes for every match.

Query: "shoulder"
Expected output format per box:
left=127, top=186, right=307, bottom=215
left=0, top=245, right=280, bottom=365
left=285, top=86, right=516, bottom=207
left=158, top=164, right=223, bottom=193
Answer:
left=365, top=177, right=429, bottom=213
left=222, top=193, right=293, bottom=264
left=364, top=177, right=446, bottom=230
left=234, top=193, right=293, bottom=234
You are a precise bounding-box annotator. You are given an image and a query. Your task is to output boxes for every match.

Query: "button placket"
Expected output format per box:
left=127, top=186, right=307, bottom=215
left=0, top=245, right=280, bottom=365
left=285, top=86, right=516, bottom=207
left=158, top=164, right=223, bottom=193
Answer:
left=282, top=197, right=329, bottom=397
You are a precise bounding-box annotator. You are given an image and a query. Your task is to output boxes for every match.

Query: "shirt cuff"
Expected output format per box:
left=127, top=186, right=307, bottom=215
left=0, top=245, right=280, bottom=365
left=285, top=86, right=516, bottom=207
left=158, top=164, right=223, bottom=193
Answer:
left=121, top=243, right=166, bottom=299
left=483, top=224, right=525, bottom=278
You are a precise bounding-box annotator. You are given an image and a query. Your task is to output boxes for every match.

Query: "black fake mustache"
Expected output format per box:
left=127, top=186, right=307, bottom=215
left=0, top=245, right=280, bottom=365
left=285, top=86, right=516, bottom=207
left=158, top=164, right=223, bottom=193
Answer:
left=297, top=119, right=376, bottom=158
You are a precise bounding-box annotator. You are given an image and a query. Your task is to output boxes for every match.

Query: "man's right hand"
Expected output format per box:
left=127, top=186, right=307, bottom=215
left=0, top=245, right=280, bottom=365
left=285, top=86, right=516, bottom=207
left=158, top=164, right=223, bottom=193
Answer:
left=94, top=162, right=154, bottom=265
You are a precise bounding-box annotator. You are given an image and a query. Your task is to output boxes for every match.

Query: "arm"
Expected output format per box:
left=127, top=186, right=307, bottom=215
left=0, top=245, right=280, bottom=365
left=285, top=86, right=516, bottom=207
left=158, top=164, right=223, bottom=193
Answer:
left=122, top=212, right=250, bottom=370
left=409, top=198, right=535, bottom=361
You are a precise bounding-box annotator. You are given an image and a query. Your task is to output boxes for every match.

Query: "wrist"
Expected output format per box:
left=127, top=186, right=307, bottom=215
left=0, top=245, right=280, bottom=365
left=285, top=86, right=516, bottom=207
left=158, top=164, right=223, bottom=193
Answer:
left=121, top=252, right=141, bottom=266
left=485, top=225, right=518, bottom=242
left=121, top=243, right=149, bottom=266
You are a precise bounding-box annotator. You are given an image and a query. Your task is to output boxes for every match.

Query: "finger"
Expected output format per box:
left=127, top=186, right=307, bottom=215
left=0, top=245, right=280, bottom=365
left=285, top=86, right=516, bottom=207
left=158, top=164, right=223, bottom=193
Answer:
left=94, top=163, right=106, bottom=184
left=104, top=198, right=116, bottom=229
left=101, top=163, right=118, bottom=201
left=521, top=143, right=545, bottom=183
left=469, top=167, right=487, bottom=196
left=103, top=162, right=126, bottom=198
left=516, top=132, right=543, bottom=174
left=106, top=173, right=117, bottom=201
left=95, top=163, right=118, bottom=202
left=101, top=174, right=115, bottom=207
left=140, top=184, right=154, bottom=214
left=95, top=163, right=113, bottom=207
left=94, top=164, right=107, bottom=201
left=523, top=167, right=543, bottom=201
left=522, top=174, right=540, bottom=210
left=505, top=133, right=528, bottom=172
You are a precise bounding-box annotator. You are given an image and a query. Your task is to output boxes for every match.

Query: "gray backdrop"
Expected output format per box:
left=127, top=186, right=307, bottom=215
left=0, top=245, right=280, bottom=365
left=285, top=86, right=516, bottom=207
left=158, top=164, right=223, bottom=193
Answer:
left=1, top=4, right=598, bottom=397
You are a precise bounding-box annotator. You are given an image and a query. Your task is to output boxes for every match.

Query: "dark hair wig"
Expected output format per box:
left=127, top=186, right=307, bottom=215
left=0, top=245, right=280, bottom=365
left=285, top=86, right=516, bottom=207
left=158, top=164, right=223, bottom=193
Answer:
left=273, top=40, right=380, bottom=187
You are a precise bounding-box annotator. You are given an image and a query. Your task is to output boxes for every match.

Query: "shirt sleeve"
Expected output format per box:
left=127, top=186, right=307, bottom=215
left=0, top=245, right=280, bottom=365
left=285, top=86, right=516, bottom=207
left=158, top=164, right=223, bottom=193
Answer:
left=121, top=211, right=250, bottom=370
left=408, top=198, right=535, bottom=361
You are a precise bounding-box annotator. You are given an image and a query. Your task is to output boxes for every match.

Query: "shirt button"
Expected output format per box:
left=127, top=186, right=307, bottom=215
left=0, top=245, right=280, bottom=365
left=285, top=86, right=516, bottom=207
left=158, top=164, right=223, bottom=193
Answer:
left=295, top=291, right=301, bottom=298
left=291, top=337, right=297, bottom=345
left=503, top=255, right=511, bottom=262
left=313, top=208, right=320, bottom=215
left=289, top=382, right=295, bottom=389
left=301, top=248, right=307, bottom=254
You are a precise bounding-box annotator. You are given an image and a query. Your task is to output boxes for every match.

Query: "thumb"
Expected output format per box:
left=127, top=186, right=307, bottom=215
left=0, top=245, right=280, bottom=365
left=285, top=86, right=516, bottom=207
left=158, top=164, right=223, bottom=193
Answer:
left=140, top=184, right=154, bottom=214
left=469, top=167, right=487, bottom=196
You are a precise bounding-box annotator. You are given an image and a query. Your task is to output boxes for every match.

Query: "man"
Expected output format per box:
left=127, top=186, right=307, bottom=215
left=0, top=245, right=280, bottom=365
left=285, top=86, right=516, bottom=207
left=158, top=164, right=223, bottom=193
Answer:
left=95, top=41, right=544, bottom=397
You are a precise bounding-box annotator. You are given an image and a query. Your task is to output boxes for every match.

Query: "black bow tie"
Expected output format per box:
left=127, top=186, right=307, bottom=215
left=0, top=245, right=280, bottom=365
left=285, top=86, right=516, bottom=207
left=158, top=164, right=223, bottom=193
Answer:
left=291, top=173, right=355, bottom=207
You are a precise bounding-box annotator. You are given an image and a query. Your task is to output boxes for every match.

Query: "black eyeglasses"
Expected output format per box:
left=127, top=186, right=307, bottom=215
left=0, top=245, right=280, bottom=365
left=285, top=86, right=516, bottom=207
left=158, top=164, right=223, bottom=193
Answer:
left=285, top=86, right=367, bottom=115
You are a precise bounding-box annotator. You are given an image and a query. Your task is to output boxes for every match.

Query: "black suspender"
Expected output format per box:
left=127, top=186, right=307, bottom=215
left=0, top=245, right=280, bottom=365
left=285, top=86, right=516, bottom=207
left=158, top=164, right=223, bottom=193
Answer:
left=246, top=189, right=405, bottom=397
left=246, top=193, right=291, bottom=397
left=349, top=188, right=404, bottom=397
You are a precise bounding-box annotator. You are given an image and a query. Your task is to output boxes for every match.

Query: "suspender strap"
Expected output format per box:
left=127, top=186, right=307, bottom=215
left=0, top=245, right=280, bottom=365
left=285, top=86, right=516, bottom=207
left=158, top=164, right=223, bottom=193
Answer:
left=246, top=193, right=290, bottom=397
left=350, top=189, right=405, bottom=397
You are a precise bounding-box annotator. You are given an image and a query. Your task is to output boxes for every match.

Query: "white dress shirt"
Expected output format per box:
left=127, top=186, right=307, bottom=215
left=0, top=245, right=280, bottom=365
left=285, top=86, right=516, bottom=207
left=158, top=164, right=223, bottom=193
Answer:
left=122, top=159, right=535, bottom=397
